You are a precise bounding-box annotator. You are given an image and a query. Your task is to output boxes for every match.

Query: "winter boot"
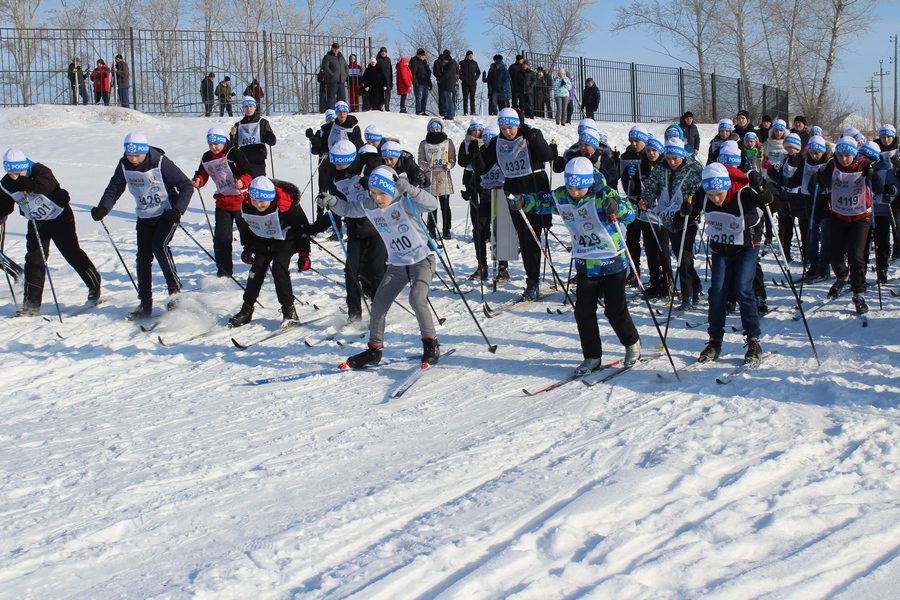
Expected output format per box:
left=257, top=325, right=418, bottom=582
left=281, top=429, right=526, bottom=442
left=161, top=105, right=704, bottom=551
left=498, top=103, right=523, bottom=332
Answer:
left=126, top=299, right=153, bottom=321
left=421, top=337, right=440, bottom=366
left=624, top=340, right=642, bottom=367
left=13, top=304, right=40, bottom=317
left=698, top=338, right=722, bottom=363
left=679, top=298, right=693, bottom=312
left=228, top=303, right=254, bottom=328
left=166, top=287, right=181, bottom=311
left=756, top=296, right=769, bottom=315
left=493, top=265, right=510, bottom=285
left=345, top=343, right=383, bottom=369
left=877, top=268, right=888, bottom=284
left=574, top=357, right=603, bottom=375
left=281, top=304, right=299, bottom=327
left=521, top=281, right=539, bottom=301
left=853, top=293, right=869, bottom=314
left=828, top=278, right=847, bottom=299
left=468, top=266, right=488, bottom=281
left=744, top=336, right=763, bottom=364
left=625, top=272, right=638, bottom=288
left=87, top=285, right=102, bottom=303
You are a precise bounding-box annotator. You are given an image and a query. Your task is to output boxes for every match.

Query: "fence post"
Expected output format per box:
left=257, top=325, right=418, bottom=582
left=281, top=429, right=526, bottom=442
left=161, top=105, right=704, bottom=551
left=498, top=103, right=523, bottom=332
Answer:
left=630, top=62, right=638, bottom=122
left=711, top=73, right=717, bottom=121
left=261, top=30, right=268, bottom=116
left=762, top=84, right=767, bottom=119
left=679, top=67, right=685, bottom=119
left=129, top=27, right=137, bottom=112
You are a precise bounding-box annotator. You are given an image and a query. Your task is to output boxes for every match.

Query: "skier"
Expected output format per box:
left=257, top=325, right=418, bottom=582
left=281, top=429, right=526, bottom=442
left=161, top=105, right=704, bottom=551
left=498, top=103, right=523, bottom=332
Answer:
left=766, top=132, right=806, bottom=263
left=91, top=132, right=193, bottom=320
left=318, top=166, right=441, bottom=368
left=0, top=148, right=101, bottom=316
left=191, top=127, right=254, bottom=278
left=380, top=141, right=428, bottom=188
left=229, top=96, right=276, bottom=178
left=874, top=123, right=900, bottom=260
left=707, top=119, right=740, bottom=163
left=318, top=100, right=363, bottom=151
left=226, top=177, right=311, bottom=328
left=684, top=162, right=775, bottom=364
left=417, top=118, right=456, bottom=240
left=458, top=118, right=491, bottom=280
left=513, top=156, right=641, bottom=374
left=863, top=140, right=899, bottom=283
left=802, top=134, right=832, bottom=282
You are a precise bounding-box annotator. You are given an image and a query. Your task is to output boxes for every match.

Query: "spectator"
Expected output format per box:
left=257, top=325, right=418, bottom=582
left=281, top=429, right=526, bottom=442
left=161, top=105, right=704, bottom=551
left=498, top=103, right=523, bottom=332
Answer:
left=201, top=72, right=215, bottom=116
left=347, top=54, right=363, bottom=111
left=409, top=48, right=432, bottom=116
left=215, top=76, right=235, bottom=117
left=495, top=55, right=511, bottom=110
left=396, top=57, right=413, bottom=113
left=112, top=54, right=130, bottom=108
left=90, top=59, right=111, bottom=106
left=322, top=42, right=348, bottom=108
left=508, top=54, right=525, bottom=109
left=680, top=111, right=701, bottom=154
left=376, top=47, right=393, bottom=111
left=582, top=78, right=599, bottom=120
left=243, top=79, right=264, bottom=105
left=536, top=67, right=552, bottom=118
left=434, top=50, right=458, bottom=121
left=521, top=60, right=537, bottom=118
left=483, top=55, right=500, bottom=115
left=363, top=57, right=387, bottom=111
left=553, top=68, right=572, bottom=126
left=459, top=50, right=480, bottom=116
left=67, top=58, right=88, bottom=105
left=567, top=70, right=576, bottom=123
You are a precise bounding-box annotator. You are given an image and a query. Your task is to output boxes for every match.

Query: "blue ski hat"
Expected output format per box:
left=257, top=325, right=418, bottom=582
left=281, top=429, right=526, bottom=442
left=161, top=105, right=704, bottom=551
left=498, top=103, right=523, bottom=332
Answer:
left=646, top=134, right=664, bottom=154
left=771, top=119, right=788, bottom=132
left=783, top=133, right=802, bottom=151
left=701, top=163, right=731, bottom=192
left=717, top=118, right=734, bottom=132
left=879, top=124, right=897, bottom=138
left=596, top=129, right=610, bottom=145
left=859, top=141, right=882, bottom=162
left=124, top=132, right=149, bottom=154
left=358, top=144, right=377, bottom=155
left=628, top=125, right=649, bottom=143
left=665, top=124, right=684, bottom=140
left=579, top=127, right=600, bottom=149
left=206, top=127, right=228, bottom=145
left=717, top=140, right=741, bottom=166
left=329, top=139, right=357, bottom=165
left=498, top=107, right=520, bottom=127
left=665, top=137, right=686, bottom=158
left=334, top=100, right=350, bottom=113
left=241, top=96, right=257, bottom=108
left=324, top=109, right=336, bottom=122
left=564, top=156, right=594, bottom=189
left=835, top=136, right=858, bottom=158
left=483, top=125, right=500, bottom=144
left=809, top=125, right=822, bottom=136
left=364, top=124, right=383, bottom=143
left=469, top=118, right=484, bottom=131
left=428, top=120, right=443, bottom=131
left=743, top=131, right=758, bottom=143
left=3, top=148, right=30, bottom=173
left=368, top=165, right=397, bottom=197
left=577, top=118, right=597, bottom=134
left=807, top=135, right=826, bottom=154
left=249, top=176, right=276, bottom=201
left=380, top=140, right=402, bottom=159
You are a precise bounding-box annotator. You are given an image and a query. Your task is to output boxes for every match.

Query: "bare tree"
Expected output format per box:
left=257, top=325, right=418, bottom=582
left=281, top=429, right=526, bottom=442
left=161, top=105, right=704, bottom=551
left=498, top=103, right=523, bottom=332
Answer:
left=138, top=0, right=189, bottom=113
left=480, top=0, right=542, bottom=60
left=337, top=0, right=395, bottom=46
left=539, top=0, right=599, bottom=69
left=0, top=0, right=44, bottom=104
left=612, top=0, right=723, bottom=119
left=403, top=0, right=469, bottom=63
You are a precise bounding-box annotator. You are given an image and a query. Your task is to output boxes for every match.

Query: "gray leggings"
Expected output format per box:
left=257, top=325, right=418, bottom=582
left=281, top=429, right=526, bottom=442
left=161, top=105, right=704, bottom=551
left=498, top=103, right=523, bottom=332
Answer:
left=555, top=97, right=569, bottom=125
left=369, top=255, right=437, bottom=347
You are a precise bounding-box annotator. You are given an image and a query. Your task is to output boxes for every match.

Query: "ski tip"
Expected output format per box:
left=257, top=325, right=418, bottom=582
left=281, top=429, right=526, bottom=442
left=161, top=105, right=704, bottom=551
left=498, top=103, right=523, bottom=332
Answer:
left=304, top=340, right=314, bottom=347
left=56, top=332, right=64, bottom=339
left=231, top=338, right=248, bottom=349
left=522, top=388, right=535, bottom=396
left=158, top=335, right=167, bottom=347
left=245, top=378, right=259, bottom=386
left=715, top=378, right=729, bottom=385
left=438, top=317, right=447, bottom=325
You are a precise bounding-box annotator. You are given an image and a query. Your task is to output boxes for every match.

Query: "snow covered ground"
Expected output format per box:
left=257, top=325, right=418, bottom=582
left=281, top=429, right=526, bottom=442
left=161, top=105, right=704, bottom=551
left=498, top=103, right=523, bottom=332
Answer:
left=2, top=106, right=900, bottom=600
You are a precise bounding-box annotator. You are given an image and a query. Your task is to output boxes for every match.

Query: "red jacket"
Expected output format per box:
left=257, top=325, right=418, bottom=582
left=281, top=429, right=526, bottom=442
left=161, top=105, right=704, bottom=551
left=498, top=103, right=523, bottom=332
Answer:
left=91, top=65, right=111, bottom=92
left=822, top=158, right=874, bottom=223
left=396, top=58, right=413, bottom=95
left=193, top=147, right=253, bottom=211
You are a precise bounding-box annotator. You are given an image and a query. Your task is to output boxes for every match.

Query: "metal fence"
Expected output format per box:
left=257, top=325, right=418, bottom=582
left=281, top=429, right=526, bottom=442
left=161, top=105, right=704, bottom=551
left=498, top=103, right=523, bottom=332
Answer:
left=525, top=51, right=789, bottom=124
left=0, top=28, right=371, bottom=115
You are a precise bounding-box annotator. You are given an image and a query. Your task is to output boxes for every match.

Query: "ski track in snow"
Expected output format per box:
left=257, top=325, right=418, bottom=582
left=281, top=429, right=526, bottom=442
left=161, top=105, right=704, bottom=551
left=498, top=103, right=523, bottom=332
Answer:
left=1, top=106, right=900, bottom=599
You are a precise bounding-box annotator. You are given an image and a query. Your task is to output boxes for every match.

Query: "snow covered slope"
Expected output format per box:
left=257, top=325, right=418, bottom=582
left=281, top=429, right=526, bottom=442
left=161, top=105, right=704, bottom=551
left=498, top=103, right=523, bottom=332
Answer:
left=2, top=106, right=900, bottom=600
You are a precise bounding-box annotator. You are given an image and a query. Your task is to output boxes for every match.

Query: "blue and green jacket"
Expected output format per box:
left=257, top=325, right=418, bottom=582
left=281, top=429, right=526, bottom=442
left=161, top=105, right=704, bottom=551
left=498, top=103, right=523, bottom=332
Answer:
left=521, top=185, right=635, bottom=277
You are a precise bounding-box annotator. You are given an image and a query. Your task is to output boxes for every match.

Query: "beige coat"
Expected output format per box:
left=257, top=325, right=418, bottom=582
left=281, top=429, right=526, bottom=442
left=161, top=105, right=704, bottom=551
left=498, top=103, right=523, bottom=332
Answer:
left=418, top=118, right=456, bottom=196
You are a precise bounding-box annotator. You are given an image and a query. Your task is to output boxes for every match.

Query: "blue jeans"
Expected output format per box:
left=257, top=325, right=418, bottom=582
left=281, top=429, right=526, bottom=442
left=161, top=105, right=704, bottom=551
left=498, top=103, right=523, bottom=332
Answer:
left=488, top=91, right=498, bottom=115
left=806, top=217, right=830, bottom=267
left=118, top=87, right=130, bottom=108
left=326, top=82, right=347, bottom=109
left=414, top=85, right=429, bottom=114
left=708, top=245, right=761, bottom=341
left=440, top=90, right=455, bottom=119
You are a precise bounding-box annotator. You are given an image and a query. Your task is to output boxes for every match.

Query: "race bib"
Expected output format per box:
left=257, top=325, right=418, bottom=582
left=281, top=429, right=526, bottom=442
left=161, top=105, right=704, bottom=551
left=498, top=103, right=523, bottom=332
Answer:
left=203, top=156, right=240, bottom=196
left=1, top=184, right=63, bottom=221
left=555, top=200, right=619, bottom=259
left=704, top=194, right=746, bottom=246
left=238, top=122, right=261, bottom=147
left=365, top=204, right=431, bottom=266
left=242, top=208, right=288, bottom=240
left=334, top=175, right=370, bottom=203
left=124, top=165, right=171, bottom=219
left=831, top=170, right=869, bottom=217
left=496, top=137, right=532, bottom=178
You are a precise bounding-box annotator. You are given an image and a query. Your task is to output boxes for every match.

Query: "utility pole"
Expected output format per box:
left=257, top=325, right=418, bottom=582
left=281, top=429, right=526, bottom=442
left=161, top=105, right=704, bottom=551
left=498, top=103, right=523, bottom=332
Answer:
left=874, top=60, right=890, bottom=125
left=892, top=34, right=898, bottom=128
left=866, top=78, right=879, bottom=137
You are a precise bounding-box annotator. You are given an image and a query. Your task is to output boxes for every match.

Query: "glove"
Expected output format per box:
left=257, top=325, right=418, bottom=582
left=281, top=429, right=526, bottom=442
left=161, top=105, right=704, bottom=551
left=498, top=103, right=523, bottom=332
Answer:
left=762, top=160, right=773, bottom=170
left=316, top=192, right=336, bottom=209
left=760, top=189, right=773, bottom=206
left=241, top=247, right=254, bottom=264
left=885, top=185, right=897, bottom=196
left=678, top=199, right=692, bottom=216
left=891, top=154, right=900, bottom=169
left=163, top=208, right=181, bottom=224
left=305, top=128, right=314, bottom=139
left=460, top=189, right=471, bottom=202
left=604, top=197, right=619, bottom=215
left=297, top=253, right=311, bottom=272
left=508, top=194, right=524, bottom=211
left=90, top=206, right=109, bottom=221
left=860, top=161, right=874, bottom=179
left=626, top=163, right=637, bottom=176
left=522, top=126, right=536, bottom=142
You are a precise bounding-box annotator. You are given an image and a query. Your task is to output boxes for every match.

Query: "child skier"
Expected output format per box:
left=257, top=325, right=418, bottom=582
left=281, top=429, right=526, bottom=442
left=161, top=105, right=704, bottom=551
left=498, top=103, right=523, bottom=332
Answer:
left=318, top=166, right=441, bottom=368
left=513, top=156, right=641, bottom=374
left=229, top=96, right=276, bottom=177
left=91, top=132, right=193, bottom=320
left=418, top=118, right=456, bottom=240
left=1, top=148, right=101, bottom=316
left=227, top=176, right=311, bottom=327
left=801, top=135, right=831, bottom=281
left=766, top=132, right=806, bottom=263
left=192, top=127, right=253, bottom=278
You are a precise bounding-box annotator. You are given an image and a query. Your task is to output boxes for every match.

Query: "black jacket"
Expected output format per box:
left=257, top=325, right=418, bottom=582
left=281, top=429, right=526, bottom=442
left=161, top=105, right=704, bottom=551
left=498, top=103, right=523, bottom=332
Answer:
left=243, top=179, right=311, bottom=254
left=434, top=57, right=459, bottom=93
left=522, top=69, right=538, bottom=94
left=582, top=84, right=600, bottom=112
left=230, top=112, right=277, bottom=165
left=376, top=52, right=393, bottom=87
left=201, top=77, right=215, bottom=101
left=99, top=147, right=193, bottom=216
left=475, top=126, right=553, bottom=195
left=0, top=163, right=72, bottom=219
left=459, top=58, right=481, bottom=86
left=316, top=115, right=363, bottom=153
left=508, top=61, right=524, bottom=92
left=409, top=56, right=432, bottom=88
left=679, top=117, right=701, bottom=154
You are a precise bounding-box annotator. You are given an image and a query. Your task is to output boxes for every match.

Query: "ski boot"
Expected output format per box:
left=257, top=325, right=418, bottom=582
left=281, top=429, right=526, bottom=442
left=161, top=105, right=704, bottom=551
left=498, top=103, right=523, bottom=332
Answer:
left=13, top=305, right=40, bottom=317
left=281, top=304, right=299, bottom=327
left=624, top=340, right=642, bottom=367
left=228, top=303, right=254, bottom=328
left=126, top=299, right=153, bottom=321
left=493, top=265, right=510, bottom=285
left=574, top=357, right=603, bottom=376
left=421, top=337, right=440, bottom=366
left=698, top=338, right=722, bottom=363
left=853, top=293, right=869, bottom=314
left=345, top=343, right=383, bottom=369
left=166, top=287, right=181, bottom=311
left=521, top=281, right=539, bottom=301
left=828, top=278, right=847, bottom=299
left=468, top=266, right=488, bottom=281
left=744, top=336, right=762, bottom=364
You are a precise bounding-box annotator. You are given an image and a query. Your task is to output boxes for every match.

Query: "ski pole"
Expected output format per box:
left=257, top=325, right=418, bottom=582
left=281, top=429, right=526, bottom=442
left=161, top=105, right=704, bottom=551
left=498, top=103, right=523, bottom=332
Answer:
left=195, top=187, right=215, bottom=239
left=799, top=183, right=820, bottom=301
left=269, top=151, right=276, bottom=179
left=546, top=227, right=572, bottom=252
left=176, top=223, right=265, bottom=308
left=100, top=219, right=138, bottom=294
left=308, top=142, right=316, bottom=216
left=662, top=215, right=690, bottom=344
left=611, top=214, right=679, bottom=380
left=1, top=222, right=20, bottom=308
left=406, top=195, right=497, bottom=352
left=873, top=216, right=883, bottom=310
left=763, top=204, right=820, bottom=366
left=326, top=211, right=370, bottom=313
left=29, top=220, right=63, bottom=323
left=509, top=199, right=575, bottom=307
